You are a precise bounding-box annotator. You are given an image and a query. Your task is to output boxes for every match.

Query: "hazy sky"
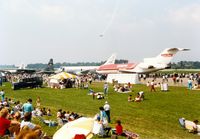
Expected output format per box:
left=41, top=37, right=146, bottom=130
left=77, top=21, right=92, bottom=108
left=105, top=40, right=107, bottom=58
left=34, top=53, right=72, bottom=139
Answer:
left=1, top=0, right=200, bottom=65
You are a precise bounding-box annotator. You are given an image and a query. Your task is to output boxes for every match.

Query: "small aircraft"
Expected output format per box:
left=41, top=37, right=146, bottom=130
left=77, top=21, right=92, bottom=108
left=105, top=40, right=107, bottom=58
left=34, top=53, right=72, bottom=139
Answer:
left=96, top=48, right=189, bottom=74
left=2, top=59, right=55, bottom=74
left=58, top=54, right=117, bottom=75
left=1, top=63, right=36, bottom=74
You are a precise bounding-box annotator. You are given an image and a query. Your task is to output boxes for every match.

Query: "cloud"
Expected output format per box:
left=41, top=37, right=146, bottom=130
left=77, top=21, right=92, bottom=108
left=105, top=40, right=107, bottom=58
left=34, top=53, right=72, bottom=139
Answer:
left=167, top=4, right=200, bottom=24
left=40, top=5, right=65, bottom=17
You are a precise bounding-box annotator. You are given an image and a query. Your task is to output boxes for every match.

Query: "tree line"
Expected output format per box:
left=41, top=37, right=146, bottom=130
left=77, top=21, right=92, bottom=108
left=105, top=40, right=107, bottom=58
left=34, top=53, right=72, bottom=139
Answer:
left=170, top=61, right=200, bottom=69
left=1, top=60, right=200, bottom=70
left=26, top=59, right=129, bottom=69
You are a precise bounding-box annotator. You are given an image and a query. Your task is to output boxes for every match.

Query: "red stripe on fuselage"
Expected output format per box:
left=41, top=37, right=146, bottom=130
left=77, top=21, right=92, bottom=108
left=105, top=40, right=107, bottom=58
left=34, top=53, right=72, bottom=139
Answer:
left=98, top=63, right=137, bottom=71
left=161, top=54, right=173, bottom=57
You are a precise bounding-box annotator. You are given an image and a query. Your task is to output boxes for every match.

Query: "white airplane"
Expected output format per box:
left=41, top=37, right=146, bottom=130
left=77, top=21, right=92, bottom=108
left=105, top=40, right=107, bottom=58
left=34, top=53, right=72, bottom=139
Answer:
left=96, top=48, right=189, bottom=74
left=58, top=53, right=117, bottom=74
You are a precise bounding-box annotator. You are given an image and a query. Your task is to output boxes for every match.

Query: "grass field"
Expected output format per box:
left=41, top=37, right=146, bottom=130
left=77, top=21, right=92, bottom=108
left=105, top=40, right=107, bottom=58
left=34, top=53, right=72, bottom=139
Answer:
left=1, top=82, right=200, bottom=139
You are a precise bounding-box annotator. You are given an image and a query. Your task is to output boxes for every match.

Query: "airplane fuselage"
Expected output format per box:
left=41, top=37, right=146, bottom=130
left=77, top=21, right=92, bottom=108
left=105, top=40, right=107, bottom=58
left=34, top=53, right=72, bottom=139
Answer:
left=96, top=63, right=138, bottom=74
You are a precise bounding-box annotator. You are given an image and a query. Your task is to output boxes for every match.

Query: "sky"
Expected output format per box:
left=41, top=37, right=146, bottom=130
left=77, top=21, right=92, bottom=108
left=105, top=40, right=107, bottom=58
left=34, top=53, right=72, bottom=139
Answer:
left=1, top=0, right=200, bottom=65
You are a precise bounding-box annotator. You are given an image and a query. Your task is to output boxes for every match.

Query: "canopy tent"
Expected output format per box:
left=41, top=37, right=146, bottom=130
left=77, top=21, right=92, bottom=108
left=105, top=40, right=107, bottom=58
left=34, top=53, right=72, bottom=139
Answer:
left=53, top=117, right=94, bottom=139
left=49, top=72, right=77, bottom=80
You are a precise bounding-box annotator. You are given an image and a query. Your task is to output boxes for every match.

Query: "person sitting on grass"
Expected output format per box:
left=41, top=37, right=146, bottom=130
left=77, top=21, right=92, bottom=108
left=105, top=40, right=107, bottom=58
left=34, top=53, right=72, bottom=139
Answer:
left=9, top=112, right=21, bottom=137
left=138, top=91, right=144, bottom=100
left=20, top=112, right=41, bottom=131
left=135, top=94, right=141, bottom=102
left=36, top=96, right=41, bottom=108
left=97, top=93, right=104, bottom=100
left=16, top=125, right=42, bottom=139
left=112, top=120, right=126, bottom=136
left=47, top=109, right=52, bottom=116
left=57, top=109, right=63, bottom=126
left=0, top=108, right=20, bottom=137
left=128, top=95, right=133, bottom=102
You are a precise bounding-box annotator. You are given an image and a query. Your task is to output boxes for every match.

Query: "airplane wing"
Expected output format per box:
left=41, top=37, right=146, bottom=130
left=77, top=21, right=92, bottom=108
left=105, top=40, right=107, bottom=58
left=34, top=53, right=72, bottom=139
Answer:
left=119, top=69, right=137, bottom=73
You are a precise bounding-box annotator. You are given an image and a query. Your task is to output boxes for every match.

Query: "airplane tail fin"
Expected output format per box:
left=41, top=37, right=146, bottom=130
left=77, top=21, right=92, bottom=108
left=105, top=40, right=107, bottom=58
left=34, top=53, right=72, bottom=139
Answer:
left=103, top=53, right=117, bottom=65
left=18, top=63, right=26, bottom=69
left=144, top=48, right=189, bottom=65
left=45, top=58, right=54, bottom=71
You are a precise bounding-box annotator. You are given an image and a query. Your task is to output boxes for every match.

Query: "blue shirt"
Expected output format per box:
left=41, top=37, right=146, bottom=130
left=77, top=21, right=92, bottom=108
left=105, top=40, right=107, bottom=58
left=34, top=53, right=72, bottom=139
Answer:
left=22, top=103, right=33, bottom=113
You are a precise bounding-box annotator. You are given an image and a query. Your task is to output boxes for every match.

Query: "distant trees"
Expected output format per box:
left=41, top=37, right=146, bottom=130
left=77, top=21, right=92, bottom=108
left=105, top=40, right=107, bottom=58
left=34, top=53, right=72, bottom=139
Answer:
left=171, top=61, right=200, bottom=69
left=26, top=59, right=129, bottom=69
left=1, top=60, right=197, bottom=70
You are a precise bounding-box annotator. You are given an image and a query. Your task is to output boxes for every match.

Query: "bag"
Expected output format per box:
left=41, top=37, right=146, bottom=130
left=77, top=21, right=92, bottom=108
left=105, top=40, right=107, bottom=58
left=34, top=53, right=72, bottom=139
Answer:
left=74, top=134, right=86, bottom=139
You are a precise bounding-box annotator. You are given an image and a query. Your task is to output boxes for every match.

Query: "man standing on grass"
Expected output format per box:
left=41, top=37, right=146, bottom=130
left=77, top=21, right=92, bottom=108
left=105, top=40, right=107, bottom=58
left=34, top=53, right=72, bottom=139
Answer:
left=22, top=99, right=33, bottom=114
left=0, top=78, right=2, bottom=86
left=104, top=101, right=111, bottom=123
left=0, top=89, right=5, bottom=102
left=104, top=82, right=109, bottom=96
left=150, top=80, right=156, bottom=92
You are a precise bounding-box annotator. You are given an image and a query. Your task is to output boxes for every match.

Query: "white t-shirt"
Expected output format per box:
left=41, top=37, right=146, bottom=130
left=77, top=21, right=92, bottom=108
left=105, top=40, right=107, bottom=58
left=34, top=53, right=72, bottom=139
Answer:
left=0, top=91, right=4, bottom=95
left=104, top=104, right=110, bottom=111
left=20, top=120, right=36, bottom=129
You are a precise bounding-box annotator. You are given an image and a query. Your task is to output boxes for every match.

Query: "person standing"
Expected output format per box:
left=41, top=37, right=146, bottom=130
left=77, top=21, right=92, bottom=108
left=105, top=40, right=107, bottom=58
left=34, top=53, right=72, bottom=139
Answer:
left=22, top=99, right=33, bottom=114
left=188, top=78, right=193, bottom=90
left=99, top=107, right=108, bottom=125
left=104, top=82, right=109, bottom=96
left=0, top=89, right=5, bottom=102
left=99, top=106, right=111, bottom=136
left=104, top=101, right=111, bottom=123
left=150, top=80, right=156, bottom=92
left=0, top=78, right=2, bottom=86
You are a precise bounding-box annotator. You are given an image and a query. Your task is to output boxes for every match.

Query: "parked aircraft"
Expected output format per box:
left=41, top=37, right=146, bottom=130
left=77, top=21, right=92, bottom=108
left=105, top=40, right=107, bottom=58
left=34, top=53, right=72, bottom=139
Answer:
left=58, top=54, right=117, bottom=75
left=96, top=48, right=189, bottom=74
left=2, top=59, right=54, bottom=74
left=1, top=63, right=36, bottom=74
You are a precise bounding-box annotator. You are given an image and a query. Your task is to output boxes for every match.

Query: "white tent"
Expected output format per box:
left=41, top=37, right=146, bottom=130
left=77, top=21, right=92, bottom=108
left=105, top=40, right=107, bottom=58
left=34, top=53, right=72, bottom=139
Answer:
left=53, top=117, right=94, bottom=139
left=106, top=73, right=140, bottom=84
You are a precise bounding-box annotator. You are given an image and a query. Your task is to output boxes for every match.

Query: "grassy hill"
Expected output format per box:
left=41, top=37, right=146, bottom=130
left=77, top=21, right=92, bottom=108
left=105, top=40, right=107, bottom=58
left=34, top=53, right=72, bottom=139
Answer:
left=1, top=82, right=200, bottom=139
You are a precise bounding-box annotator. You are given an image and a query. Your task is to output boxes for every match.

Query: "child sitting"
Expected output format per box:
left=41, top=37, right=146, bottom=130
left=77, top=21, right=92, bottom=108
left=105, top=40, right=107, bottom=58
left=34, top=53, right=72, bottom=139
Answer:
left=112, top=120, right=126, bottom=136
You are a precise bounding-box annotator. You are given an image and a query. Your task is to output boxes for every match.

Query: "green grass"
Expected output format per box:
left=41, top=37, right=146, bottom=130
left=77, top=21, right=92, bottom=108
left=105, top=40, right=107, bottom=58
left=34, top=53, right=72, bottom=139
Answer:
left=1, top=82, right=200, bottom=139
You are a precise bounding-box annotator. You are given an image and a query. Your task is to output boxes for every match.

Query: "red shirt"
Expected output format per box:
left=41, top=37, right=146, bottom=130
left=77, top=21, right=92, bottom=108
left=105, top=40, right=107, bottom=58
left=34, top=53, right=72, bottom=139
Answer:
left=0, top=117, right=11, bottom=136
left=115, top=124, right=123, bottom=135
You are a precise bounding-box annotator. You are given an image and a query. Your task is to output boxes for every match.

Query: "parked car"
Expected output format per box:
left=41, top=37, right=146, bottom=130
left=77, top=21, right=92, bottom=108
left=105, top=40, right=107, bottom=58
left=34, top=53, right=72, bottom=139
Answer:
left=12, top=77, right=43, bottom=90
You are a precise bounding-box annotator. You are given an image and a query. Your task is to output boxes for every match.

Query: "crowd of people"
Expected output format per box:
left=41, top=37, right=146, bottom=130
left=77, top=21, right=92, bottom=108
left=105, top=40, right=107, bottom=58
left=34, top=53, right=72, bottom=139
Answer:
left=0, top=97, right=46, bottom=139
left=0, top=94, right=86, bottom=139
left=0, top=71, right=200, bottom=138
left=56, top=109, right=82, bottom=126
